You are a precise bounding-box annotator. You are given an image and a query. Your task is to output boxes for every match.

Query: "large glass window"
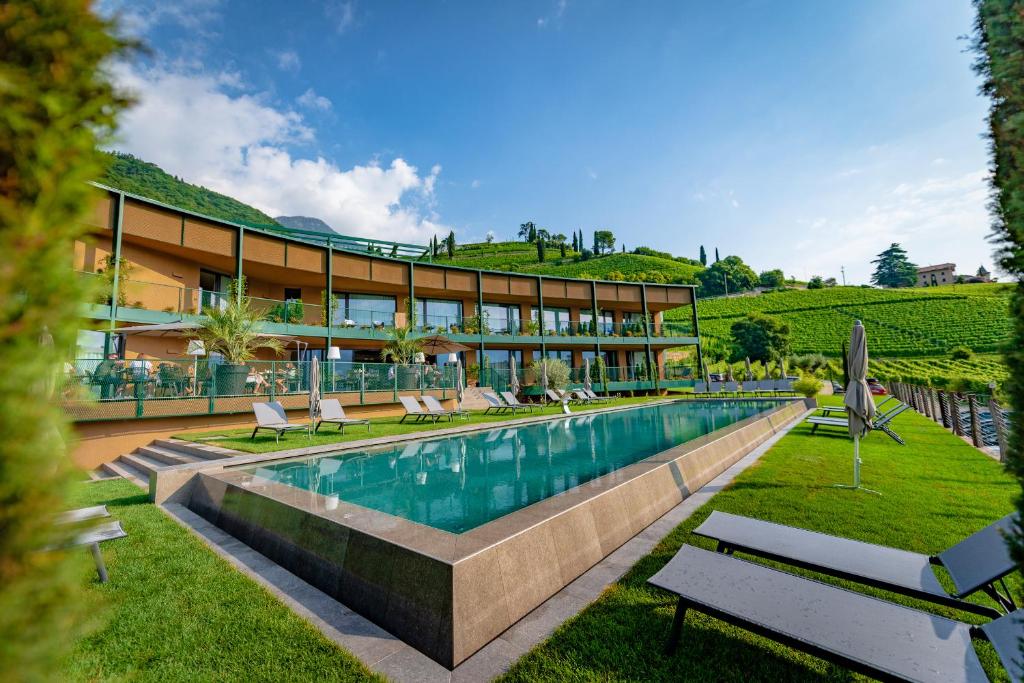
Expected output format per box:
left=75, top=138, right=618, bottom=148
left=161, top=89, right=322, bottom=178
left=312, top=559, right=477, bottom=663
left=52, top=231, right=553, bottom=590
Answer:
left=419, top=298, right=462, bottom=332
left=531, top=307, right=571, bottom=335
left=332, top=293, right=396, bottom=327
left=483, top=349, right=523, bottom=369
left=481, top=303, right=520, bottom=335
left=598, top=310, right=614, bottom=335
left=532, top=349, right=572, bottom=364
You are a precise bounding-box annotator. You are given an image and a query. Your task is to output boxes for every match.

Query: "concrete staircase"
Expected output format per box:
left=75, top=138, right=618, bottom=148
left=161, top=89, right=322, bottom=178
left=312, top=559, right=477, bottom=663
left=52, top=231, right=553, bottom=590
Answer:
left=460, top=385, right=493, bottom=411
left=92, top=439, right=238, bottom=489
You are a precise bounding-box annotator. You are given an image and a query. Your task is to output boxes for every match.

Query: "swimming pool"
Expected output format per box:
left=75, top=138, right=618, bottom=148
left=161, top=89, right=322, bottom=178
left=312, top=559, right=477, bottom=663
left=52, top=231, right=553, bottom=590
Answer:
left=247, top=399, right=787, bottom=533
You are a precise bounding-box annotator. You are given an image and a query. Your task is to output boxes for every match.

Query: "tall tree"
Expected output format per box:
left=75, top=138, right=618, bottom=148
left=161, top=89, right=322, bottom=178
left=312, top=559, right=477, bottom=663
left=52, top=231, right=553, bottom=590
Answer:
left=578, top=229, right=584, bottom=253
left=730, top=313, right=791, bottom=363
left=870, top=243, right=918, bottom=288
left=571, top=232, right=578, bottom=251
left=536, top=228, right=551, bottom=244
left=537, top=239, right=546, bottom=262
left=559, top=243, right=567, bottom=258
left=0, top=2, right=132, bottom=679
left=972, top=0, right=1024, bottom=567
left=518, top=221, right=536, bottom=242
left=528, top=224, right=537, bottom=243
left=699, top=245, right=707, bottom=266
left=697, top=256, right=759, bottom=297
left=595, top=230, right=615, bottom=254
left=593, top=231, right=600, bottom=255
left=715, top=247, right=720, bottom=263
left=445, top=230, right=455, bottom=259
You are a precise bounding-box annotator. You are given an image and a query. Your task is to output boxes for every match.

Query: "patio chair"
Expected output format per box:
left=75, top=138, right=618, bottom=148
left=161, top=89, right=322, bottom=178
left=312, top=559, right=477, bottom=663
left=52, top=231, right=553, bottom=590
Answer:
left=500, top=391, right=536, bottom=412
left=692, top=381, right=708, bottom=398
left=753, top=379, right=776, bottom=396
left=420, top=394, right=456, bottom=421
left=55, top=505, right=126, bottom=583
left=399, top=395, right=447, bottom=422
left=776, top=378, right=795, bottom=395
left=708, top=381, right=723, bottom=396
left=818, top=395, right=897, bottom=417
left=723, top=381, right=740, bottom=396
left=482, top=392, right=516, bottom=414
left=648, top=544, right=1019, bottom=683
left=251, top=401, right=310, bottom=442
left=692, top=510, right=1017, bottom=617
left=806, top=402, right=910, bottom=444
left=545, top=389, right=568, bottom=406
left=570, top=390, right=594, bottom=405
left=316, top=398, right=370, bottom=434
left=583, top=388, right=610, bottom=403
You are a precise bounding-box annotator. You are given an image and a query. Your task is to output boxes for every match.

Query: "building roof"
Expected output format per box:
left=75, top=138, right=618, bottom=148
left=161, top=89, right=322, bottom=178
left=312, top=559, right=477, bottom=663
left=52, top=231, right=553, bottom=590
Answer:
left=917, top=263, right=956, bottom=273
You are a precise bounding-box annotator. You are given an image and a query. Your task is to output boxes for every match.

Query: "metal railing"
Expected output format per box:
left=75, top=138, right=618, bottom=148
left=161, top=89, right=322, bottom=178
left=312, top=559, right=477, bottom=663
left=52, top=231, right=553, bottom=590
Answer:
left=888, top=381, right=1011, bottom=460
left=61, top=358, right=459, bottom=422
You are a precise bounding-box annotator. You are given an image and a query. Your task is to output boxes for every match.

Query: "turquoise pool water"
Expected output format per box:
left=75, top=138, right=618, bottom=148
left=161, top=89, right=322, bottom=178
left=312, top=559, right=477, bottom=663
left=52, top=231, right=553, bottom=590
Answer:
left=248, top=400, right=787, bottom=533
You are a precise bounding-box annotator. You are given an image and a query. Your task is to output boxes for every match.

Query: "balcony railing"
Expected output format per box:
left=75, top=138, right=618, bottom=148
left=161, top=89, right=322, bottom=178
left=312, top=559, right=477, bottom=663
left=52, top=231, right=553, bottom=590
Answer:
left=62, top=358, right=460, bottom=421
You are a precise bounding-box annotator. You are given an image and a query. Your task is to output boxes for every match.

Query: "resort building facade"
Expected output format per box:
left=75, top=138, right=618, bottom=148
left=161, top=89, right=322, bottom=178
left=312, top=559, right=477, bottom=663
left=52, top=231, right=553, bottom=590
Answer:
left=68, top=185, right=700, bottom=464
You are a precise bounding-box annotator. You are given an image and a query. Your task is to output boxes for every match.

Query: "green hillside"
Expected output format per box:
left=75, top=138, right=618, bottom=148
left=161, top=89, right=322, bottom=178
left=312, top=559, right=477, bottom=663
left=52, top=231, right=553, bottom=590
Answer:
left=678, top=283, right=1012, bottom=357
left=98, top=152, right=280, bottom=227
left=444, top=242, right=703, bottom=284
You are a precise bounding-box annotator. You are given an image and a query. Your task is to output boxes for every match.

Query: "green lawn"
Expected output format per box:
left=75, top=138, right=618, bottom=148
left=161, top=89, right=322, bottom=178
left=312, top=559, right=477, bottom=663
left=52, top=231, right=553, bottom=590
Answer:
left=62, top=479, right=380, bottom=682
left=499, top=396, right=1018, bottom=682
left=176, top=395, right=668, bottom=454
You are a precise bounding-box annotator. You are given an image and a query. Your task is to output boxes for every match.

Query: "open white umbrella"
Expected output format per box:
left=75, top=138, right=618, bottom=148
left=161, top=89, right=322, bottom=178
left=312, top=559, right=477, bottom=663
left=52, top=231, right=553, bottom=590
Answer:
left=509, top=355, right=520, bottom=397
left=836, top=320, right=877, bottom=493
left=308, top=358, right=321, bottom=429
left=583, top=357, right=592, bottom=393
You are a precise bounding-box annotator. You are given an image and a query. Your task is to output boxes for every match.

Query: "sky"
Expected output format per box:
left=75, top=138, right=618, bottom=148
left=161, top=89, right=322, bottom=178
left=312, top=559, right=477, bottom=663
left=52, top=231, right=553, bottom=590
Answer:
left=99, top=0, right=994, bottom=284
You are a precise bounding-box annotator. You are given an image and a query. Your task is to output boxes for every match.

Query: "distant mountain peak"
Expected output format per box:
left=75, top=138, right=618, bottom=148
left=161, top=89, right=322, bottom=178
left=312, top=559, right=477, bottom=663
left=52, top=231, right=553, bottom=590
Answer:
left=275, top=215, right=336, bottom=234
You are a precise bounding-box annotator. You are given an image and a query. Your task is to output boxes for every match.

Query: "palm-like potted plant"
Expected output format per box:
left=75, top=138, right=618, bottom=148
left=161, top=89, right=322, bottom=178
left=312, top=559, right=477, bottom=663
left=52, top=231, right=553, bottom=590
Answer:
left=379, top=325, right=425, bottom=390
left=188, top=278, right=283, bottom=395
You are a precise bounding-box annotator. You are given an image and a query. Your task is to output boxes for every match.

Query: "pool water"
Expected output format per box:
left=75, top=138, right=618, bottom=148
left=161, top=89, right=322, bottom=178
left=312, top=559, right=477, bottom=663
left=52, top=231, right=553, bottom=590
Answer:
left=248, top=400, right=786, bottom=533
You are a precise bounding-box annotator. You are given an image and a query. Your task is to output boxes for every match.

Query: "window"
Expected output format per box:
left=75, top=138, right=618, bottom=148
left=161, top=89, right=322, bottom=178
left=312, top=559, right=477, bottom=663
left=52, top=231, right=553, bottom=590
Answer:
left=284, top=287, right=301, bottom=301
left=531, top=307, right=571, bottom=334
left=418, top=299, right=462, bottom=332
left=483, top=349, right=523, bottom=369
left=481, top=303, right=520, bottom=334
left=198, top=269, right=231, bottom=312
left=332, top=293, right=396, bottom=326
left=532, top=349, right=572, bottom=364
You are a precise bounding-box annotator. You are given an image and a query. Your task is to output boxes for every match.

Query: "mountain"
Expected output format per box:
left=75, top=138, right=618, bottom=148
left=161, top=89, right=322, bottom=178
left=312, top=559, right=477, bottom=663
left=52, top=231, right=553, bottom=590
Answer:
left=274, top=215, right=335, bottom=234
left=98, top=152, right=279, bottom=227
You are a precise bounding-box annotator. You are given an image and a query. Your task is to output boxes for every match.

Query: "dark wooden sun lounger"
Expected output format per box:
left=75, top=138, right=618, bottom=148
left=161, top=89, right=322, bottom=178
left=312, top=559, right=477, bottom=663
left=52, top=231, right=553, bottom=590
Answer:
left=806, top=402, right=910, bottom=444
left=649, top=545, right=1011, bottom=683
left=693, top=510, right=1018, bottom=617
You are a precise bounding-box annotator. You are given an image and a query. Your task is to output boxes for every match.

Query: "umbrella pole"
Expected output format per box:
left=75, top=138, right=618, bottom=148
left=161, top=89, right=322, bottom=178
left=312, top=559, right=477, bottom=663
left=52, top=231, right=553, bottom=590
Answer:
left=834, top=434, right=879, bottom=494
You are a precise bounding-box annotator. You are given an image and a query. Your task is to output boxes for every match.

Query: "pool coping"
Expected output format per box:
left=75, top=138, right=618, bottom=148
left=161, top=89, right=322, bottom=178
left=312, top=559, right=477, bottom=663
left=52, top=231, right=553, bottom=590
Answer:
left=159, top=400, right=813, bottom=682
left=182, top=398, right=812, bottom=667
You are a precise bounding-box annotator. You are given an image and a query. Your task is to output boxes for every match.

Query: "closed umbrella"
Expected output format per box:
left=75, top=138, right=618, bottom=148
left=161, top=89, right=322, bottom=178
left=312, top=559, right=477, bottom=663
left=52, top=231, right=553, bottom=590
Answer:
left=725, top=364, right=734, bottom=382
left=541, top=358, right=549, bottom=392
left=780, top=357, right=788, bottom=379
left=744, top=357, right=753, bottom=382
left=456, top=358, right=465, bottom=407
left=583, top=357, right=592, bottom=393
left=836, top=320, right=877, bottom=493
left=308, top=358, right=321, bottom=435
left=509, top=355, right=520, bottom=397
left=702, top=359, right=710, bottom=383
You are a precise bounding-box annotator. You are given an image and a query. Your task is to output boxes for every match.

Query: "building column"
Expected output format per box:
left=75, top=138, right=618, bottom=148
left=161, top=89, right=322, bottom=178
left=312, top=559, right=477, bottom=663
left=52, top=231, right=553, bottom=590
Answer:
left=477, top=271, right=485, bottom=357
left=105, top=192, right=126, bottom=356
left=235, top=226, right=245, bottom=302
left=325, top=242, right=333, bottom=353
left=408, top=261, right=416, bottom=329
left=691, top=287, right=703, bottom=379
left=537, top=275, right=546, bottom=359
left=641, top=283, right=655, bottom=381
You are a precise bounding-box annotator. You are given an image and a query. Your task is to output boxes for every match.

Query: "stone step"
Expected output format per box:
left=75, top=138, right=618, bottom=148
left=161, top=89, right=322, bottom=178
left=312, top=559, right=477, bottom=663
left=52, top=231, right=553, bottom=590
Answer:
left=152, top=439, right=236, bottom=461
left=118, top=453, right=165, bottom=477
left=135, top=444, right=197, bottom=466
left=99, top=460, right=149, bottom=489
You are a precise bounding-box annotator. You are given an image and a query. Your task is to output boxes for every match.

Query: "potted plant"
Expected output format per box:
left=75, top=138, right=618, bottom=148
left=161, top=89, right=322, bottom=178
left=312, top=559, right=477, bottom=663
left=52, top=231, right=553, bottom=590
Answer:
left=379, top=325, right=425, bottom=390
left=95, top=255, right=133, bottom=306
left=188, top=278, right=283, bottom=395
left=522, top=319, right=540, bottom=336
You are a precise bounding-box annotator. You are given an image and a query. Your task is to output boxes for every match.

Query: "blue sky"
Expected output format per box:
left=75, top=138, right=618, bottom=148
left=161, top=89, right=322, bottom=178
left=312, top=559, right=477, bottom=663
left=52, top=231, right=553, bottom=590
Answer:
left=102, top=0, right=992, bottom=284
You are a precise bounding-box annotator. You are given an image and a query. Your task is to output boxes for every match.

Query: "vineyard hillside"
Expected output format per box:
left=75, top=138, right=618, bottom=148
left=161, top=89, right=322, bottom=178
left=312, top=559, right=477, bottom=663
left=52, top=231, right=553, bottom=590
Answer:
left=677, top=283, right=1011, bottom=357
left=444, top=241, right=703, bottom=284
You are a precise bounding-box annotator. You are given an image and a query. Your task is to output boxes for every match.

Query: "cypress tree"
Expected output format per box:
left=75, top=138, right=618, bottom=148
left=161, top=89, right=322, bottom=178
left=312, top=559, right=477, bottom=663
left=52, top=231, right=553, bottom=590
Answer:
left=593, top=231, right=600, bottom=255
left=715, top=248, right=720, bottom=263
left=528, top=224, right=537, bottom=242
left=560, top=243, right=567, bottom=258
left=699, top=245, right=707, bottom=266
left=537, top=239, right=546, bottom=262
left=572, top=233, right=578, bottom=252
left=446, top=230, right=455, bottom=259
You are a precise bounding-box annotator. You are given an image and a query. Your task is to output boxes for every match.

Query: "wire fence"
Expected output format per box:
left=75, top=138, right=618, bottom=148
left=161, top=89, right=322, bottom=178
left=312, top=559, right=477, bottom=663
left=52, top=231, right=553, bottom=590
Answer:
left=61, top=358, right=459, bottom=422
left=888, top=381, right=1010, bottom=460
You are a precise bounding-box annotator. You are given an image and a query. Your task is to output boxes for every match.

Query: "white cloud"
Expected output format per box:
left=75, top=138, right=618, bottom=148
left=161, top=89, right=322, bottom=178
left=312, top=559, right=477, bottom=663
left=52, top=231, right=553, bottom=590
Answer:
left=931, top=157, right=948, bottom=166
left=297, top=88, right=332, bottom=111
left=537, top=0, right=568, bottom=29
left=273, top=49, right=301, bottom=72
left=586, top=167, right=598, bottom=180
left=99, top=0, right=222, bottom=36
left=470, top=179, right=481, bottom=189
left=325, top=0, right=356, bottom=34
left=111, top=64, right=448, bottom=243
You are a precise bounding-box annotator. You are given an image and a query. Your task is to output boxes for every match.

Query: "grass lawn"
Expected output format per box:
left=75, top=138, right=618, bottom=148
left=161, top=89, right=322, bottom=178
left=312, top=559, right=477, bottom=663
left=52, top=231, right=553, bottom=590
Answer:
left=175, top=395, right=670, bottom=454
left=62, top=478, right=380, bottom=682
left=499, top=396, right=1019, bottom=682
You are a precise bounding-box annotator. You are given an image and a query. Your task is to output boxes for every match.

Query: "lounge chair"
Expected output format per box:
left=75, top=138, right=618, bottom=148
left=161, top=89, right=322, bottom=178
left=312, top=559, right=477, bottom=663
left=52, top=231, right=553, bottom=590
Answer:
left=648, top=544, right=1019, bottom=683
left=251, top=401, right=310, bottom=442
left=569, top=390, right=593, bottom=405
left=582, top=388, right=610, bottom=403
left=806, top=402, right=910, bottom=444
left=693, top=510, right=1017, bottom=616
left=500, top=391, right=536, bottom=412
left=399, top=395, right=447, bottom=422
left=753, top=379, right=776, bottom=396
left=545, top=389, right=567, bottom=406
left=482, top=392, right=515, bottom=414
left=776, top=378, right=795, bottom=395
left=818, top=395, right=897, bottom=417
left=55, top=506, right=126, bottom=583
left=692, top=381, right=708, bottom=398
left=723, top=381, right=739, bottom=396
left=420, top=394, right=457, bottom=421
left=316, top=398, right=370, bottom=433
left=708, top=381, right=722, bottom=396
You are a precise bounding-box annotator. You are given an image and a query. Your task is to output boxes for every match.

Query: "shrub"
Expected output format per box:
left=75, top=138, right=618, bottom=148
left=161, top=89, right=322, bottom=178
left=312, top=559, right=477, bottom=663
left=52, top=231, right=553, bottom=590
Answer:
left=793, top=375, right=823, bottom=398
left=950, top=346, right=973, bottom=361
left=807, top=276, right=824, bottom=289
left=538, top=358, right=570, bottom=390
left=606, top=270, right=625, bottom=281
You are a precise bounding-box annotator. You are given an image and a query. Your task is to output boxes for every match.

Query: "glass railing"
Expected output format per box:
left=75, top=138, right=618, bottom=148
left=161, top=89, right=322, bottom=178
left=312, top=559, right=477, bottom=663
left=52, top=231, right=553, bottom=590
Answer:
left=62, top=358, right=461, bottom=421
left=251, top=297, right=325, bottom=327
left=416, top=313, right=465, bottom=334
left=331, top=308, right=396, bottom=330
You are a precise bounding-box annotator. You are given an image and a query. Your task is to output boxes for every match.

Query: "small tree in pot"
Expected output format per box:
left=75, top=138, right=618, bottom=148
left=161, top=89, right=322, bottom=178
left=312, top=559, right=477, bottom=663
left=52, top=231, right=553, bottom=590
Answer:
left=189, top=278, right=283, bottom=395
left=379, top=325, right=425, bottom=390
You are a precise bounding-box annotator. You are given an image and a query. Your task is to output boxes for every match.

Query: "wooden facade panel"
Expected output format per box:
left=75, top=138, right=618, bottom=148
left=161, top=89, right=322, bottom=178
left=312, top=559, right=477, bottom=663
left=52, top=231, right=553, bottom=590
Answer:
left=482, top=274, right=509, bottom=296
left=334, top=253, right=370, bottom=280
left=374, top=260, right=408, bottom=285
left=666, top=287, right=692, bottom=305
left=415, top=266, right=445, bottom=289
left=617, top=285, right=641, bottom=303
left=445, top=270, right=476, bottom=293
left=244, top=233, right=286, bottom=267
left=595, top=283, right=618, bottom=301
left=184, top=219, right=235, bottom=257
left=542, top=279, right=566, bottom=299
left=87, top=194, right=114, bottom=230
left=509, top=276, right=536, bottom=297
left=123, top=201, right=180, bottom=245
left=646, top=286, right=669, bottom=304
left=287, top=244, right=324, bottom=273
left=564, top=281, right=590, bottom=301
